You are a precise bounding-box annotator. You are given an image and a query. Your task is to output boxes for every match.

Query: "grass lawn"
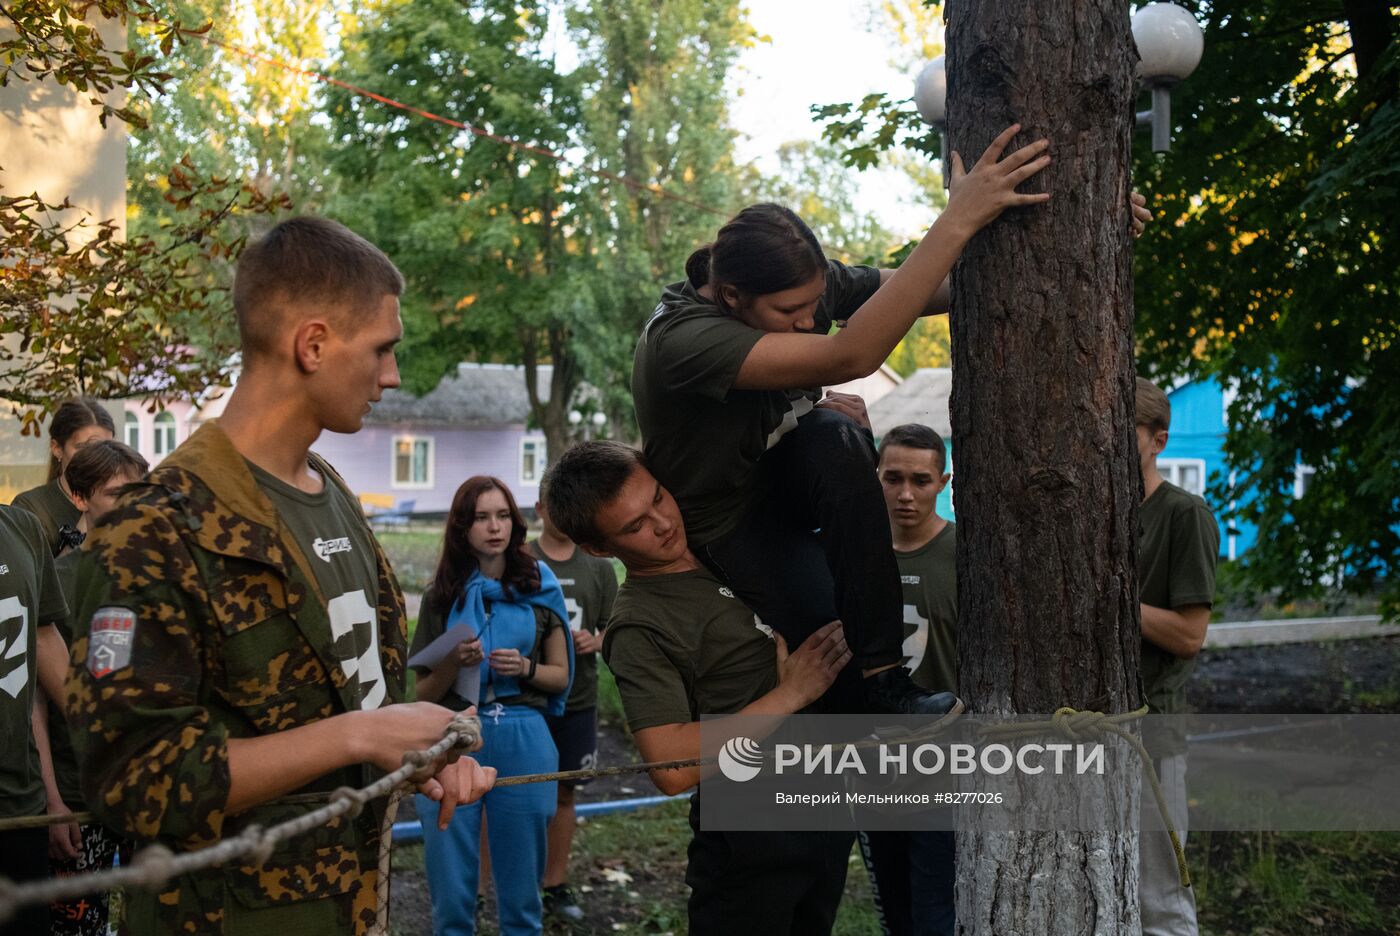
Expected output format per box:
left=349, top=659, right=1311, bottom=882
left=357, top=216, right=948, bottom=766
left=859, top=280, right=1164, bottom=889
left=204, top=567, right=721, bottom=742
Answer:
left=390, top=813, right=1400, bottom=934
left=375, top=528, right=444, bottom=593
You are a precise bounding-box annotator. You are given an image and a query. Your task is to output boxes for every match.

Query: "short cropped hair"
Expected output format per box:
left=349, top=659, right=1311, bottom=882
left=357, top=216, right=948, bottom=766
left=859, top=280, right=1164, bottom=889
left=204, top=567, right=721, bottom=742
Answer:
left=1135, top=377, right=1172, bottom=434
left=542, top=441, right=647, bottom=547
left=233, top=216, right=405, bottom=357
left=64, top=440, right=149, bottom=500
left=878, top=423, right=947, bottom=473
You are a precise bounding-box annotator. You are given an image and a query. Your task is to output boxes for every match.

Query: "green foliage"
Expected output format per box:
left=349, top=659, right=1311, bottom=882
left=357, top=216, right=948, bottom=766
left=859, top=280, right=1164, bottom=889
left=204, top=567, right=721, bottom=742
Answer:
left=1132, top=2, right=1399, bottom=613
left=816, top=0, right=1400, bottom=612
left=125, top=0, right=337, bottom=231
left=1, top=1, right=285, bottom=419
left=743, top=141, right=899, bottom=265
left=567, top=0, right=751, bottom=433
left=0, top=159, right=287, bottom=429
left=0, top=0, right=201, bottom=128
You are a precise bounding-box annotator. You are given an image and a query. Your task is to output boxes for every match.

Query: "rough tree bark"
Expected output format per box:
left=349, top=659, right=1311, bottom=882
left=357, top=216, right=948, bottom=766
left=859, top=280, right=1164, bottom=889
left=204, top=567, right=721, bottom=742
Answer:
left=945, top=1, right=1144, bottom=933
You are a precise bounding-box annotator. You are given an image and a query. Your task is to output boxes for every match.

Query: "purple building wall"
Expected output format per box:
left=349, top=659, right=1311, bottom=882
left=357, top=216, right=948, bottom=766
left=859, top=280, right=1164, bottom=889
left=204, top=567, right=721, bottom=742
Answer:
left=312, top=422, right=547, bottom=513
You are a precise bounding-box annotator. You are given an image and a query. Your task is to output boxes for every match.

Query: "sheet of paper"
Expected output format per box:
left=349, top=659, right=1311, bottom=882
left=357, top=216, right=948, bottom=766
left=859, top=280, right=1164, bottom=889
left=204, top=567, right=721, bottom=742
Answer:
left=406, top=621, right=481, bottom=704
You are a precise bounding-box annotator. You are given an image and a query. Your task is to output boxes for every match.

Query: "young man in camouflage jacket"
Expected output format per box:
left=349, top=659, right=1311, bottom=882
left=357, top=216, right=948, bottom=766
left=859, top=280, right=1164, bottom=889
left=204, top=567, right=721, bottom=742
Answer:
left=66, top=218, right=494, bottom=935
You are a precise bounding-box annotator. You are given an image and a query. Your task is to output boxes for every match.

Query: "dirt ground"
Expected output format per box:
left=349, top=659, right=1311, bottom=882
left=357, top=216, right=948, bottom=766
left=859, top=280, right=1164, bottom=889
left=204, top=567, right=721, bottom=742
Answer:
left=387, top=636, right=1400, bottom=934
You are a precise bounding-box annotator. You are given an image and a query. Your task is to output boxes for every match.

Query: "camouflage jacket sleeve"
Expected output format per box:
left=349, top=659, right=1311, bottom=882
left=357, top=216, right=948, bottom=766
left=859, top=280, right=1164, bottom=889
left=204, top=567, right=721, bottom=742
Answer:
left=65, top=495, right=233, bottom=847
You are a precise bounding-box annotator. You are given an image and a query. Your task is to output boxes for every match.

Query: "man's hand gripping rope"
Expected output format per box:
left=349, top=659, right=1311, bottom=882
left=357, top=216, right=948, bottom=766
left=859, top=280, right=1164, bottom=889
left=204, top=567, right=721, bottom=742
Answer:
left=0, top=713, right=491, bottom=925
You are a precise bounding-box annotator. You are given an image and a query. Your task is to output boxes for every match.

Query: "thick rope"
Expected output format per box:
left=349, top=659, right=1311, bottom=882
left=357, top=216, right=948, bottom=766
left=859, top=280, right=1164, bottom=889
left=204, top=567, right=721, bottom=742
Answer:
left=369, top=788, right=404, bottom=936
left=978, top=705, right=1190, bottom=888
left=0, top=714, right=482, bottom=925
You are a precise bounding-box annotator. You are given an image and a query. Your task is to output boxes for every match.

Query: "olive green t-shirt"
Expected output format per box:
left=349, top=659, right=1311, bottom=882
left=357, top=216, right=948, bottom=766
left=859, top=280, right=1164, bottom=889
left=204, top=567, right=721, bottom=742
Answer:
left=11, top=479, right=80, bottom=556
left=528, top=541, right=619, bottom=713
left=1139, top=481, right=1219, bottom=715
left=632, top=259, right=883, bottom=546
left=0, top=505, right=69, bottom=818
left=50, top=549, right=84, bottom=807
left=410, top=585, right=564, bottom=713
left=602, top=567, right=778, bottom=732
left=248, top=461, right=385, bottom=711
left=896, top=522, right=958, bottom=695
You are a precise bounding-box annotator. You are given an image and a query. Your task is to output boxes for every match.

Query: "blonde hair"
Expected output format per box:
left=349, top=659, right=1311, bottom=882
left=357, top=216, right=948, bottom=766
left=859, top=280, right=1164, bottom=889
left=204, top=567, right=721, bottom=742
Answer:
left=1135, top=377, right=1171, bottom=433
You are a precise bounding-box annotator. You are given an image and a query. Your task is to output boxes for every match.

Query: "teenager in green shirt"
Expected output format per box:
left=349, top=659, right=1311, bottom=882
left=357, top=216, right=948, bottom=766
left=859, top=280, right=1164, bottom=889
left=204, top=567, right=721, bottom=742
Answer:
left=46, top=440, right=149, bottom=936
left=1135, top=377, right=1219, bottom=936
left=10, top=397, right=115, bottom=556
left=861, top=424, right=960, bottom=936
left=544, top=441, right=855, bottom=934
left=0, top=504, right=72, bottom=936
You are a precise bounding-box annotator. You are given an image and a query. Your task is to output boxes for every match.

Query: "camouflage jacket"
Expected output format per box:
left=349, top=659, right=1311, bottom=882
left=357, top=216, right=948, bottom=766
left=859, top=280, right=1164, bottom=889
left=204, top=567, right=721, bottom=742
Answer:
left=65, top=422, right=408, bottom=936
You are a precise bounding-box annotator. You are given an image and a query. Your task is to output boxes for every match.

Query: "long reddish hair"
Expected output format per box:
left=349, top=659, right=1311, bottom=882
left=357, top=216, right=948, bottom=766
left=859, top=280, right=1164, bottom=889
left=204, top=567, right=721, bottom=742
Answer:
left=429, top=476, right=540, bottom=616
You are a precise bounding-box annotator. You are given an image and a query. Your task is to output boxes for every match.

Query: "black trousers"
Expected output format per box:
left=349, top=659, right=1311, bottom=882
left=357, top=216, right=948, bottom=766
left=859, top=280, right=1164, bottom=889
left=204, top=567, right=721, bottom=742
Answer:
left=686, top=797, right=854, bottom=935
left=0, top=826, right=51, bottom=935
left=699, top=407, right=905, bottom=708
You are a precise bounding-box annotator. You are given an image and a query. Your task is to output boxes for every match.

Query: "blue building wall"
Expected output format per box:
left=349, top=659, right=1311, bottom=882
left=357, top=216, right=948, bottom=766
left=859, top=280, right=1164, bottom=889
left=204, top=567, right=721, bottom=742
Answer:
left=936, top=378, right=1250, bottom=560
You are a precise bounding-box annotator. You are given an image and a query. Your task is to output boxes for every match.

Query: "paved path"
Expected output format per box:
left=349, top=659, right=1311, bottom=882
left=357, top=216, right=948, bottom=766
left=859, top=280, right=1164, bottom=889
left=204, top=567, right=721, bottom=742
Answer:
left=1205, top=615, right=1395, bottom=648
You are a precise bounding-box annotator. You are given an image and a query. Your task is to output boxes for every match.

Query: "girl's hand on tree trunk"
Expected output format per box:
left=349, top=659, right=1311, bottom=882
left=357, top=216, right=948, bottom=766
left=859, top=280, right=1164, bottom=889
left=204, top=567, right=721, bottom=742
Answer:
left=945, top=123, right=1052, bottom=234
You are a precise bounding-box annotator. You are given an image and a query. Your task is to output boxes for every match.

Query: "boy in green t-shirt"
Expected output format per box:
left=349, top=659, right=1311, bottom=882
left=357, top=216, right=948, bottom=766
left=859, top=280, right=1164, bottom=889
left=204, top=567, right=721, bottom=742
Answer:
left=857, top=423, right=959, bottom=936
left=543, top=441, right=858, bottom=934
left=1135, top=377, right=1219, bottom=936
left=45, top=440, right=149, bottom=936
left=0, top=503, right=72, bottom=936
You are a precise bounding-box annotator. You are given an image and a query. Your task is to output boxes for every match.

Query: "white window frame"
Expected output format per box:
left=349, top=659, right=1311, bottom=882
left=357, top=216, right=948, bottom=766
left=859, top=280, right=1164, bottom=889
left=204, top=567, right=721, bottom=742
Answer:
left=519, top=436, right=546, bottom=487
left=1158, top=458, right=1207, bottom=497
left=153, top=411, right=177, bottom=458
left=123, top=411, right=141, bottom=451
left=391, top=435, right=434, bottom=490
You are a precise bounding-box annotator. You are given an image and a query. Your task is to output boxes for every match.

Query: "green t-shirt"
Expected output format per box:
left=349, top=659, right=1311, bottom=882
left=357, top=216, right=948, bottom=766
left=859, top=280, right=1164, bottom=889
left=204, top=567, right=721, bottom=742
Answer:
left=528, top=541, right=619, bottom=713
left=248, top=461, right=386, bottom=711
left=10, top=479, right=80, bottom=556
left=410, top=585, right=564, bottom=713
left=632, top=259, right=883, bottom=546
left=896, top=522, right=958, bottom=695
left=602, top=567, right=777, bottom=732
left=0, top=505, right=69, bottom=818
left=1139, top=481, right=1219, bottom=715
left=50, top=549, right=84, bottom=807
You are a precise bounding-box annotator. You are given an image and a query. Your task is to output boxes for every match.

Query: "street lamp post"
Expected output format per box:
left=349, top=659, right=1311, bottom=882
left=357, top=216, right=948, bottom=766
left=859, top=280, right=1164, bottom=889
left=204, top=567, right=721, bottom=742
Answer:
left=914, top=3, right=1204, bottom=160
left=568, top=409, right=609, bottom=442
left=1132, top=2, right=1205, bottom=153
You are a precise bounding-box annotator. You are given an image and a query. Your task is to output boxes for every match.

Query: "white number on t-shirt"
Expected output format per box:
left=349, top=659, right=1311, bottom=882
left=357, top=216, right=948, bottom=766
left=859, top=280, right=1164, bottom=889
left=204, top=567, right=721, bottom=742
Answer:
left=328, top=590, right=386, bottom=710
left=564, top=596, right=584, bottom=632
left=0, top=596, right=30, bottom=699
left=902, top=603, right=928, bottom=676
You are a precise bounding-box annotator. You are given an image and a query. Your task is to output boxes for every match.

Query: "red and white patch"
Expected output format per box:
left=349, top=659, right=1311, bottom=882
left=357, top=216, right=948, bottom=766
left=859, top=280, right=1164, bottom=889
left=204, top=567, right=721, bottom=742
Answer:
left=87, top=607, right=136, bottom=678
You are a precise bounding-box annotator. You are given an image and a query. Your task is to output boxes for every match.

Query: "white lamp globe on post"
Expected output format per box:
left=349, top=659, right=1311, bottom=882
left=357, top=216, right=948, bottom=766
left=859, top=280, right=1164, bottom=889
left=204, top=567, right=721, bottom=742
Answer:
left=913, top=55, right=951, bottom=188
left=1132, top=2, right=1205, bottom=152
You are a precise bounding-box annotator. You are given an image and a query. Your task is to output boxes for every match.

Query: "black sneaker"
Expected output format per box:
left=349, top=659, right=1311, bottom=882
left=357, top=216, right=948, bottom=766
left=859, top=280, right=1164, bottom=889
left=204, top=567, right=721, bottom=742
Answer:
left=864, top=667, right=965, bottom=719
left=542, top=884, right=586, bottom=924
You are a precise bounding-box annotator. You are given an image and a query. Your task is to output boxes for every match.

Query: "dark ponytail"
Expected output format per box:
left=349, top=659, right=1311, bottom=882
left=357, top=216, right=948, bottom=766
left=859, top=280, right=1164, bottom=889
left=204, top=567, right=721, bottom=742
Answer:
left=685, top=244, right=714, bottom=290
left=690, top=204, right=826, bottom=307
left=47, top=397, right=116, bottom=481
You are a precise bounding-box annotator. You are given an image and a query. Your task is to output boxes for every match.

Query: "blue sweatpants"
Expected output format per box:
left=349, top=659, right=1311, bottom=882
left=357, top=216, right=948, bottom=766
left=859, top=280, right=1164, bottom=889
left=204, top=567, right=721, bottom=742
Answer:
left=417, top=703, right=559, bottom=936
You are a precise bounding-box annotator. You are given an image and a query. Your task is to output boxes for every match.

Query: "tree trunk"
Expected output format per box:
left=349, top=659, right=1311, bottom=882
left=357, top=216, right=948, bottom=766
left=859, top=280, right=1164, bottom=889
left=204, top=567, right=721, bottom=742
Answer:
left=945, top=1, right=1143, bottom=933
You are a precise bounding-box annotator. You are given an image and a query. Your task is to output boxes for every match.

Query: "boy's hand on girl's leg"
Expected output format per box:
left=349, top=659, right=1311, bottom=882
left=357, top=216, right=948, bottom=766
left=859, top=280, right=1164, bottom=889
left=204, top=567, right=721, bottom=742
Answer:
left=775, top=620, right=853, bottom=709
